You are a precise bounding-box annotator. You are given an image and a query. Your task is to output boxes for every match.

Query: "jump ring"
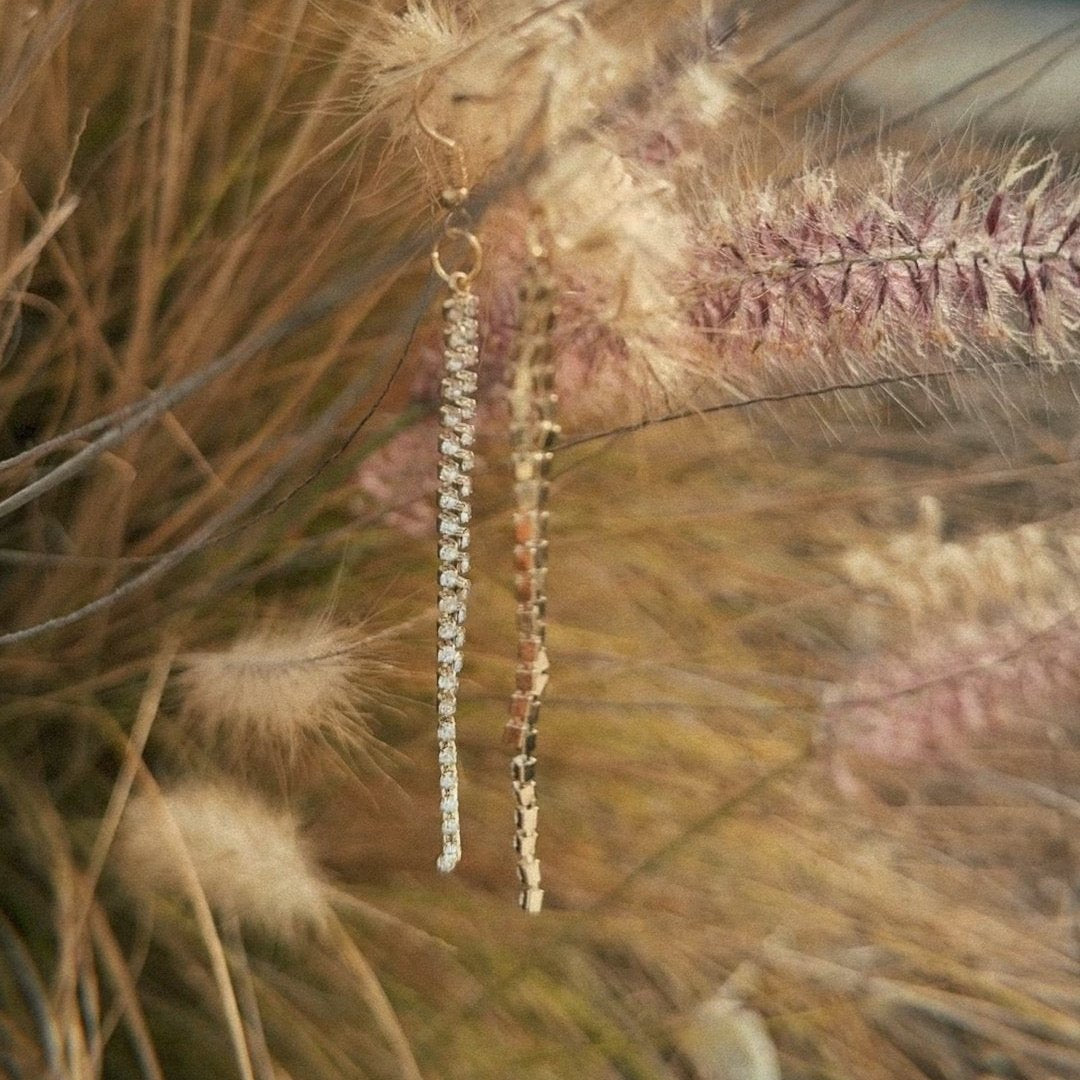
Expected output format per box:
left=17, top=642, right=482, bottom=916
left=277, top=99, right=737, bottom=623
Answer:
left=432, top=226, right=483, bottom=289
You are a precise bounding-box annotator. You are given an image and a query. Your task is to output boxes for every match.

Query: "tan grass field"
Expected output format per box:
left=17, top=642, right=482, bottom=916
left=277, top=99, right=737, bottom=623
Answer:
left=2, top=3, right=1078, bottom=1079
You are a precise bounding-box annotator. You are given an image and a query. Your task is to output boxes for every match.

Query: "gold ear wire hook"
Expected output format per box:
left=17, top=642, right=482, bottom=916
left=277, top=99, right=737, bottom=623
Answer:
left=412, top=80, right=470, bottom=200
left=413, top=79, right=482, bottom=292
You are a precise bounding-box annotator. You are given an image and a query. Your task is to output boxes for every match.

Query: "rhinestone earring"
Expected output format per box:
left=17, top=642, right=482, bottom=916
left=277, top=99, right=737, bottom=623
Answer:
left=505, top=228, right=558, bottom=912
left=415, top=93, right=483, bottom=875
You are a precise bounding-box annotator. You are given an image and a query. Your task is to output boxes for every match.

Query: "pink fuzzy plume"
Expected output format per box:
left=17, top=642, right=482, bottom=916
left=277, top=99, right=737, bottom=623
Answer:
left=822, top=499, right=1080, bottom=776
left=355, top=418, right=445, bottom=539
left=689, top=152, right=1080, bottom=393
left=824, top=616, right=1080, bottom=763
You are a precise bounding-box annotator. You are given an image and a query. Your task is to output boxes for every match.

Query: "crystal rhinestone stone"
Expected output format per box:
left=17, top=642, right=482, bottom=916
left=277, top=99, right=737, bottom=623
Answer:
left=437, top=653, right=462, bottom=675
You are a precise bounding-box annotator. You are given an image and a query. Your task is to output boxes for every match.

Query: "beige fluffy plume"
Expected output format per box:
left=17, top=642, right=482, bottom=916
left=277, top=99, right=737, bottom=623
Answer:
left=115, top=781, right=330, bottom=938
left=178, top=623, right=385, bottom=773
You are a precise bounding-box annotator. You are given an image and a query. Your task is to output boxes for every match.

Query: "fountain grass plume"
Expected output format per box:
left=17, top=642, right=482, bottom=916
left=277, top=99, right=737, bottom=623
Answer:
left=177, top=621, right=390, bottom=776
left=690, top=149, right=1080, bottom=397
left=825, top=496, right=1080, bottom=773
left=115, top=780, right=331, bottom=939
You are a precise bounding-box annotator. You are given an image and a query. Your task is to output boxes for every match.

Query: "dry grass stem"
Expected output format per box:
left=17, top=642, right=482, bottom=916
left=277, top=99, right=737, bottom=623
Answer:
left=3, top=3, right=1080, bottom=1078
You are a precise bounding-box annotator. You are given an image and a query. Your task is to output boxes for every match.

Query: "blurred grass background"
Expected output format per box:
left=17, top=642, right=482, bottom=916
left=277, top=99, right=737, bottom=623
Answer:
left=2, top=2, right=1079, bottom=1079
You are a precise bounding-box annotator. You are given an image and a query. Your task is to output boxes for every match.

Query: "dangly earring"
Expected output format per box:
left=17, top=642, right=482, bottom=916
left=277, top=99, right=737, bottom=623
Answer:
left=415, top=91, right=483, bottom=875
left=505, top=224, right=558, bottom=913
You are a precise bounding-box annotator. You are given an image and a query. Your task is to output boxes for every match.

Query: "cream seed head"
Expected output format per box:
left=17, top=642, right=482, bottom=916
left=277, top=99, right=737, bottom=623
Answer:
left=350, top=1, right=736, bottom=417
left=178, top=623, right=385, bottom=774
left=115, top=781, right=330, bottom=938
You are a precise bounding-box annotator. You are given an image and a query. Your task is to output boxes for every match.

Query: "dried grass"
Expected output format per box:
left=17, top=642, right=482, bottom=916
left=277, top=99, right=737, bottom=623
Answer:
left=2, top=2, right=1079, bottom=1079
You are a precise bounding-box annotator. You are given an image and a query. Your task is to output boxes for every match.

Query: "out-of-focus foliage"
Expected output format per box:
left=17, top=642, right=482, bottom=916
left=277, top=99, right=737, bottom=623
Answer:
left=1, top=3, right=1078, bottom=1079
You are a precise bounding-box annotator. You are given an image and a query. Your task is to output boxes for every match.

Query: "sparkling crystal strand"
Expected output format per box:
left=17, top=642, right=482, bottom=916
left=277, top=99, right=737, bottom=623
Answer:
left=436, top=285, right=479, bottom=874
left=506, top=241, right=558, bottom=913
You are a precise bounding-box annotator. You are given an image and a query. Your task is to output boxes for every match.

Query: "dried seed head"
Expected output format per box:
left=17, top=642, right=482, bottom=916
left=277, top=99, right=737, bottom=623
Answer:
left=355, top=418, right=439, bottom=538
left=178, top=623, right=384, bottom=773
left=675, top=997, right=782, bottom=1080
left=115, top=781, right=330, bottom=937
left=353, top=2, right=636, bottom=193
left=824, top=499, right=1080, bottom=770
left=689, top=153, right=1080, bottom=398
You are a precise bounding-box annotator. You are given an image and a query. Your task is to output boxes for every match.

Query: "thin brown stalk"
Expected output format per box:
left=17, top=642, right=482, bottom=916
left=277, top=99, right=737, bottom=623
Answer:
left=328, top=915, right=425, bottom=1080
left=221, top=914, right=277, bottom=1080
left=79, top=641, right=177, bottom=928
left=778, top=0, right=976, bottom=118
left=131, top=765, right=257, bottom=1080
left=0, top=911, right=63, bottom=1079
left=88, top=905, right=165, bottom=1080
left=0, top=196, right=78, bottom=298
